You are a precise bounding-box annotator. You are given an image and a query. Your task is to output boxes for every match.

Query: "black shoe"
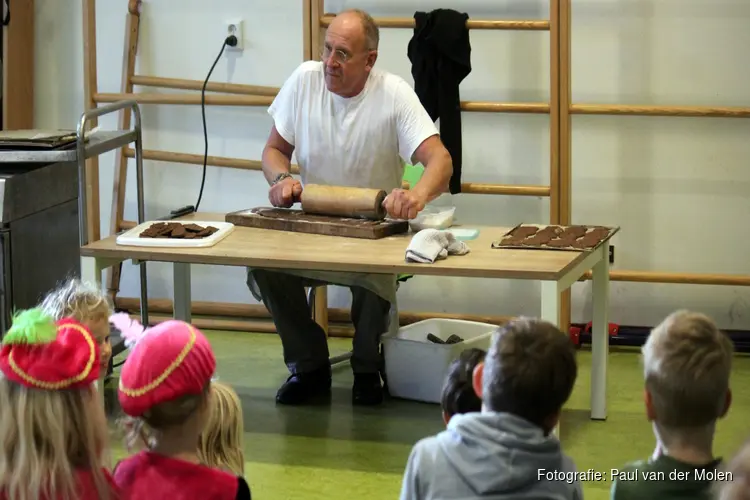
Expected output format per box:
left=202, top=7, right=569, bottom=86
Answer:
left=352, top=373, right=383, bottom=406
left=276, top=365, right=332, bottom=405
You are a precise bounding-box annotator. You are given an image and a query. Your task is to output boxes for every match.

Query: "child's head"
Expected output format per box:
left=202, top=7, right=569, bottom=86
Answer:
left=641, top=310, right=732, bottom=449
left=40, top=278, right=114, bottom=373
left=117, top=318, right=216, bottom=452
left=473, top=317, right=577, bottom=434
left=0, top=308, right=112, bottom=500
left=198, top=380, right=245, bottom=476
left=441, top=347, right=486, bottom=424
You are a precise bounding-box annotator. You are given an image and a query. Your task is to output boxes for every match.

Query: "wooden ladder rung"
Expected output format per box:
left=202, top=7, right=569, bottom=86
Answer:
left=319, top=14, right=550, bottom=31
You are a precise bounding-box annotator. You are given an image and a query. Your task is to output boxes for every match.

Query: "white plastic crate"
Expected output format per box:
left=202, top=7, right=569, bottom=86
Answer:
left=382, top=318, right=497, bottom=404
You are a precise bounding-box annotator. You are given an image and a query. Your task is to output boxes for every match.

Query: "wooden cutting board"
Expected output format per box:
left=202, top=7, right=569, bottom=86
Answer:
left=225, top=207, right=409, bottom=239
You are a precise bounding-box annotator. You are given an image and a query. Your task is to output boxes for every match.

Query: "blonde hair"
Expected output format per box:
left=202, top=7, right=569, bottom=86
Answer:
left=0, top=374, right=113, bottom=500
left=715, top=437, right=750, bottom=500
left=198, top=381, right=245, bottom=476
left=39, top=278, right=112, bottom=323
left=642, top=310, right=733, bottom=430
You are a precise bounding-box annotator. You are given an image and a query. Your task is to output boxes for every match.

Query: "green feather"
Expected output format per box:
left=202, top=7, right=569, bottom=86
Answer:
left=2, top=307, right=58, bottom=345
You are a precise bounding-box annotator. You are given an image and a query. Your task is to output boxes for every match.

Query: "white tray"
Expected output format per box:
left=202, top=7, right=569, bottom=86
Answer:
left=115, top=221, right=235, bottom=248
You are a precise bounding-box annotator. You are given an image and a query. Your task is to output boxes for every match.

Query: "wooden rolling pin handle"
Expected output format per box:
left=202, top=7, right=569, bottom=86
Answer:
left=373, top=190, right=387, bottom=219
left=300, top=184, right=387, bottom=221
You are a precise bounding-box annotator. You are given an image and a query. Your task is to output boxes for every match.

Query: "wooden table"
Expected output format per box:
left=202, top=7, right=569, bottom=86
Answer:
left=81, top=213, right=613, bottom=421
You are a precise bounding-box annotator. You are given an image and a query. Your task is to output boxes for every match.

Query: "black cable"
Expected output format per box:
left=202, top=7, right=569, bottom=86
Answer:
left=194, top=35, right=237, bottom=212
left=111, top=35, right=239, bottom=369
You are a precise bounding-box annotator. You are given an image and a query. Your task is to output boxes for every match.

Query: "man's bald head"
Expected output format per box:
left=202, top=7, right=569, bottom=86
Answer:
left=331, top=9, right=379, bottom=51
left=322, top=8, right=380, bottom=97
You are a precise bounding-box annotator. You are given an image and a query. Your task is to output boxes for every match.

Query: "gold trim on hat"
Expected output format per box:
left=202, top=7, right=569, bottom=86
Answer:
left=8, top=323, right=96, bottom=390
left=119, top=324, right=197, bottom=397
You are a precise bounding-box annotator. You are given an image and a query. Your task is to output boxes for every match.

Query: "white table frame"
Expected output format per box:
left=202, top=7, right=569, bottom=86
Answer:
left=81, top=239, right=610, bottom=421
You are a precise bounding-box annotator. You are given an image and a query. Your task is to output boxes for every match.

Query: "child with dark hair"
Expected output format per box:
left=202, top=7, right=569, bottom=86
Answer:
left=440, top=348, right=485, bottom=424
left=400, top=317, right=581, bottom=500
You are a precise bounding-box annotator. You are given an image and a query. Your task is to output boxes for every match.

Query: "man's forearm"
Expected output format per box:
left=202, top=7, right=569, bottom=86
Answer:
left=261, top=145, right=293, bottom=185
left=412, top=152, right=453, bottom=202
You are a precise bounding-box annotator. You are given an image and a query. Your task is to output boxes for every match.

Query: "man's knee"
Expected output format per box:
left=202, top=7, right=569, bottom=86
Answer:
left=247, top=268, right=286, bottom=303
left=248, top=268, right=288, bottom=288
left=247, top=267, right=270, bottom=285
left=351, top=287, right=392, bottom=324
left=248, top=268, right=317, bottom=300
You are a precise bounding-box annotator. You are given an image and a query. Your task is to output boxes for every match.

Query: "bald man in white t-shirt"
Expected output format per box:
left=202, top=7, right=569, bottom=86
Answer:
left=248, top=9, right=453, bottom=407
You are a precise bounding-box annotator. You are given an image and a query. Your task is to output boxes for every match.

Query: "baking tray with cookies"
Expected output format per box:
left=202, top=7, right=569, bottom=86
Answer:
left=492, top=224, right=619, bottom=252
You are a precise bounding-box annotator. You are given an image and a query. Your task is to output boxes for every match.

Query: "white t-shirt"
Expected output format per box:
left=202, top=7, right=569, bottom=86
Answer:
left=267, top=61, right=439, bottom=192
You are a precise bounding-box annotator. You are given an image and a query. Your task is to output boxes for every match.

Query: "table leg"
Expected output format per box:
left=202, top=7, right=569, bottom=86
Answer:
left=540, top=281, right=561, bottom=327
left=173, top=263, right=192, bottom=322
left=590, top=249, right=610, bottom=421
left=81, top=256, right=103, bottom=288
left=540, top=280, right=561, bottom=437
left=82, top=255, right=120, bottom=468
left=81, top=256, right=107, bottom=405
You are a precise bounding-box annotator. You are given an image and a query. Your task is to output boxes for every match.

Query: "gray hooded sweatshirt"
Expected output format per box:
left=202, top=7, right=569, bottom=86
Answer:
left=399, top=411, right=583, bottom=500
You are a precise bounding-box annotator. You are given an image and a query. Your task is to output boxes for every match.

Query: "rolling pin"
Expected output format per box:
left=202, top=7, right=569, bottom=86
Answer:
left=300, top=184, right=387, bottom=220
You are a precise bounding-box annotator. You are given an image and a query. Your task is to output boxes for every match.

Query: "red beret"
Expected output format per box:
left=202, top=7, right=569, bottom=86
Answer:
left=0, top=309, right=99, bottom=390
left=118, top=320, right=215, bottom=417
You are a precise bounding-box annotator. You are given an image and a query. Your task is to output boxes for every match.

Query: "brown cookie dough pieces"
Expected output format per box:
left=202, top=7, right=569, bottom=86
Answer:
left=139, top=222, right=219, bottom=239
left=500, top=225, right=610, bottom=250
left=536, top=226, right=562, bottom=237
left=195, top=226, right=219, bottom=237
left=572, top=227, right=610, bottom=249
left=587, top=227, right=610, bottom=239
left=510, top=226, right=539, bottom=238
left=522, top=234, right=552, bottom=246
left=140, top=222, right=174, bottom=238
left=572, top=235, right=599, bottom=249
left=560, top=226, right=588, bottom=239
left=546, top=237, right=576, bottom=247
left=501, top=225, right=541, bottom=246
left=500, top=236, right=525, bottom=245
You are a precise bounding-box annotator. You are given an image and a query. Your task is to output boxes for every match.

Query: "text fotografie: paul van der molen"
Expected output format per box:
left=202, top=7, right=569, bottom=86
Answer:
left=538, top=468, right=732, bottom=483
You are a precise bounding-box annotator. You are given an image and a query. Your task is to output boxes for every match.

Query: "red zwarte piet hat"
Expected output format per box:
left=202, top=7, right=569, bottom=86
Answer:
left=0, top=307, right=100, bottom=390
left=117, top=319, right=216, bottom=417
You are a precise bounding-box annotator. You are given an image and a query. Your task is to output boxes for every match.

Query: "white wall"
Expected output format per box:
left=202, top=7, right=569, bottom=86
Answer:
left=34, top=0, right=750, bottom=329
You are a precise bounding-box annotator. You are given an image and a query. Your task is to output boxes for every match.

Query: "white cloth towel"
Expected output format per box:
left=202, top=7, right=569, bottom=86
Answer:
left=405, top=229, right=470, bottom=263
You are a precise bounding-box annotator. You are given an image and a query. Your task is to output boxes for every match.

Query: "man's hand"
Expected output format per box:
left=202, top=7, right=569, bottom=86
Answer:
left=382, top=188, right=426, bottom=220
left=269, top=177, right=302, bottom=208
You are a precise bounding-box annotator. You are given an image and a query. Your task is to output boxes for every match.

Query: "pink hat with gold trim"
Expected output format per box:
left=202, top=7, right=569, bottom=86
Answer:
left=113, top=315, right=215, bottom=417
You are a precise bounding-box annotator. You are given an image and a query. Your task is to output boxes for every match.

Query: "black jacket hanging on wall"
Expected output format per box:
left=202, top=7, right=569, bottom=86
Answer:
left=407, top=9, right=471, bottom=194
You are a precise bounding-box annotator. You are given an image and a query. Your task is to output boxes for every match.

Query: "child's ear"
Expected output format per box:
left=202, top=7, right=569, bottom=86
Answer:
left=543, top=411, right=561, bottom=436
left=472, top=362, right=484, bottom=399
left=442, top=411, right=450, bottom=426
left=200, top=387, right=212, bottom=410
left=720, top=388, right=732, bottom=418
left=644, top=388, right=656, bottom=421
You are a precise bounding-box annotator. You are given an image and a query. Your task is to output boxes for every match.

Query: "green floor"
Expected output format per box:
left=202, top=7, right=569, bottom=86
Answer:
left=109, top=331, right=750, bottom=500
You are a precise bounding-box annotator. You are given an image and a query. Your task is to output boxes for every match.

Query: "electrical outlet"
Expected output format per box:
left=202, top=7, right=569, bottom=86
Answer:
left=225, top=19, right=243, bottom=51
left=609, top=245, right=615, bottom=264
